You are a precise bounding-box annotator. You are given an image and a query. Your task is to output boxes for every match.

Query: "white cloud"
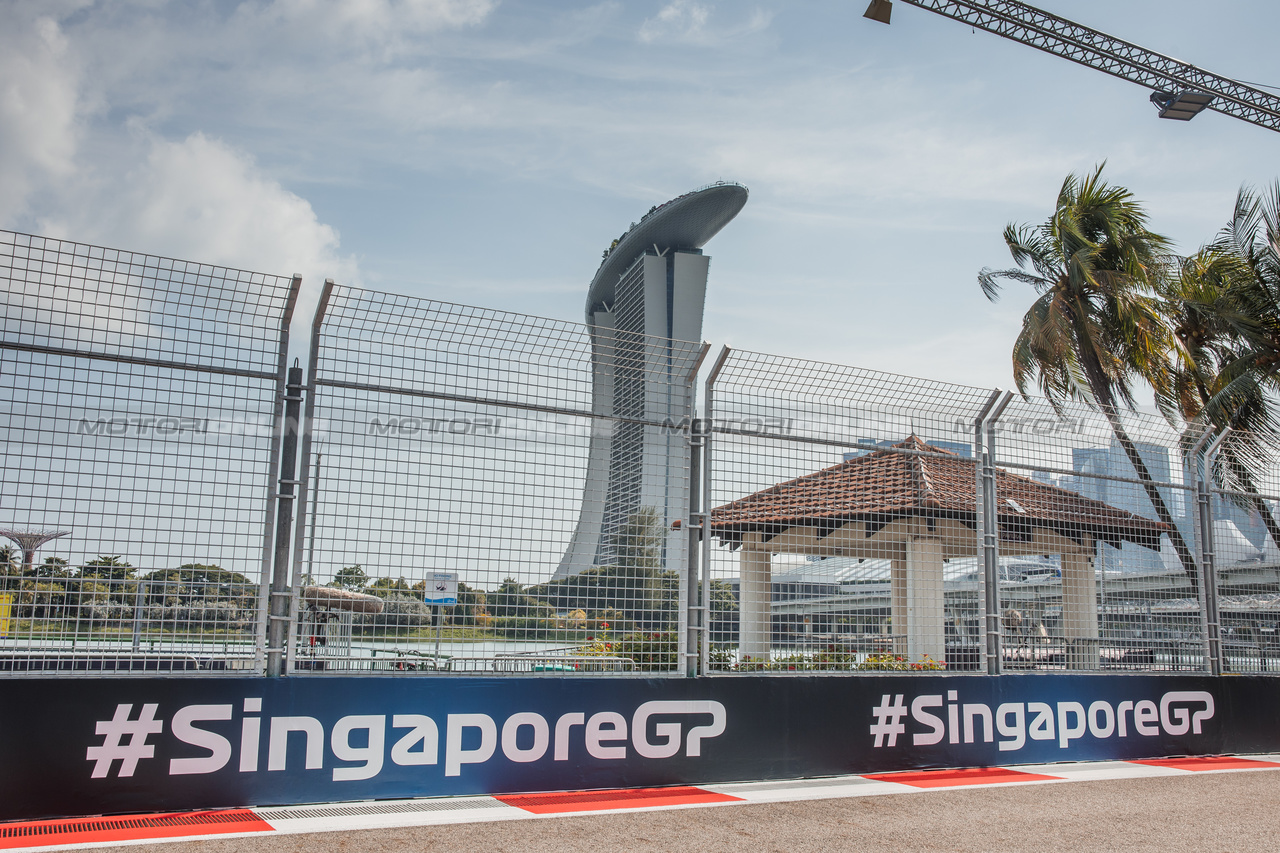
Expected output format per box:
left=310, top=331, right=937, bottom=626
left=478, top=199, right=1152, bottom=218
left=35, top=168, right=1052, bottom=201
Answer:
left=41, top=131, right=355, bottom=284
left=0, top=9, right=83, bottom=223
left=638, top=1, right=770, bottom=45
left=35, top=131, right=359, bottom=357
left=0, top=3, right=369, bottom=337
left=233, top=0, right=496, bottom=54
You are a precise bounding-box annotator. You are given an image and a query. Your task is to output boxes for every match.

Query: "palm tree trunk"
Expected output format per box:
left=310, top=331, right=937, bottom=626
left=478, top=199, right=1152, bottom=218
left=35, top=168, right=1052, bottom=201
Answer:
left=1100, top=404, right=1202, bottom=595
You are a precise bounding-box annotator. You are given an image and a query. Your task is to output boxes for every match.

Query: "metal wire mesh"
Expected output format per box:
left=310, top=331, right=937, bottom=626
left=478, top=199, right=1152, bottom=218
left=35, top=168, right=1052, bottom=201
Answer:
left=993, top=397, right=1207, bottom=672
left=290, top=285, right=705, bottom=675
left=0, top=230, right=297, bottom=674
left=4, top=226, right=1275, bottom=681
left=703, top=349, right=998, bottom=672
left=702, top=347, right=1280, bottom=675
left=1207, top=437, right=1280, bottom=674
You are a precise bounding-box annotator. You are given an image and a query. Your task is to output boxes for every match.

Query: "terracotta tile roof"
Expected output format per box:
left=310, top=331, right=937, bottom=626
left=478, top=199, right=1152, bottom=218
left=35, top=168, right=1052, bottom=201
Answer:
left=710, top=436, right=1168, bottom=550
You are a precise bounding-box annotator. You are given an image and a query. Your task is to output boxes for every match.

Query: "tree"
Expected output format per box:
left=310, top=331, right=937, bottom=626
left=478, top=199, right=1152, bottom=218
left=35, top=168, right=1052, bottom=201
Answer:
left=141, top=564, right=255, bottom=605
left=979, top=165, right=1201, bottom=588
left=487, top=577, right=554, bottom=619
left=1156, top=239, right=1280, bottom=550
left=602, top=506, right=670, bottom=629
left=78, top=556, right=134, bottom=581
left=369, top=577, right=410, bottom=597
left=329, top=564, right=368, bottom=591
left=32, top=557, right=71, bottom=579
left=0, top=547, right=18, bottom=592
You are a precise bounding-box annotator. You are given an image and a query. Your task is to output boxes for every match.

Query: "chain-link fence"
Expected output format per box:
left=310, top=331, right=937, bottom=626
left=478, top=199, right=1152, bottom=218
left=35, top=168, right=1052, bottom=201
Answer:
left=4, top=229, right=1277, bottom=679
left=993, top=396, right=1204, bottom=673
left=0, top=230, right=298, bottom=673
left=1207, top=435, right=1280, bottom=674
left=287, top=283, right=705, bottom=675
left=699, top=349, right=999, bottom=673
left=699, top=346, right=1280, bottom=676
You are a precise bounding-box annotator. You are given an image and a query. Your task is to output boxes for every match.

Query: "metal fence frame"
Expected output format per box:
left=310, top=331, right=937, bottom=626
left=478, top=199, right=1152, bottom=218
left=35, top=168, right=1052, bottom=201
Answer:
left=0, top=230, right=298, bottom=674
left=4, top=230, right=1279, bottom=679
left=284, top=281, right=708, bottom=676
left=698, top=345, right=1280, bottom=677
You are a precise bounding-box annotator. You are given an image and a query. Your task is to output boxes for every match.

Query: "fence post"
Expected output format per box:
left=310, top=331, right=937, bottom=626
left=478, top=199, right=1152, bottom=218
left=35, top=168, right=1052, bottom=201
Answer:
left=1197, top=429, right=1230, bottom=676
left=267, top=365, right=304, bottom=677
left=973, top=390, right=1003, bottom=675
left=288, top=280, right=335, bottom=675
left=258, top=274, right=301, bottom=675
left=679, top=343, right=710, bottom=677
left=687, top=418, right=705, bottom=676
left=982, top=392, right=1014, bottom=675
left=701, top=347, right=731, bottom=674
left=1190, top=427, right=1216, bottom=674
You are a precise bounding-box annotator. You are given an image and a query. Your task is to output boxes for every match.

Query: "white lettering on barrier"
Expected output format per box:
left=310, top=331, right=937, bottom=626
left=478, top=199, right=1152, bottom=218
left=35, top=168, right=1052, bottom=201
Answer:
left=631, top=701, right=727, bottom=758
left=1161, top=691, right=1214, bottom=735
left=910, top=695, right=944, bottom=746
left=586, top=712, right=628, bottom=760
left=239, top=698, right=261, bottom=772
left=1057, top=702, right=1086, bottom=749
left=1089, top=701, right=1115, bottom=739
left=554, top=712, right=585, bottom=761
left=996, top=703, right=1024, bottom=752
left=445, top=714, right=497, bottom=777
left=501, top=713, right=549, bottom=763
left=169, top=704, right=232, bottom=775
left=268, top=716, right=325, bottom=771
left=331, top=715, right=385, bottom=781
left=875, top=691, right=1216, bottom=753
left=390, top=714, right=438, bottom=766
left=128, top=698, right=730, bottom=781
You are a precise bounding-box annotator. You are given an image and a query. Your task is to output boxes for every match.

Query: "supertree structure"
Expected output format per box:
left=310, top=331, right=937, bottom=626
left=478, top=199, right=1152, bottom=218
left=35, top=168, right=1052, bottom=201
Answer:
left=0, top=529, right=71, bottom=578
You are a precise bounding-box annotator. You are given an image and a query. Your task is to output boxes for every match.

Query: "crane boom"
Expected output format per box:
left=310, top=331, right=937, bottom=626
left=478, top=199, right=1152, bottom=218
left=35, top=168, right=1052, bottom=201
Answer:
left=891, top=0, right=1280, bottom=133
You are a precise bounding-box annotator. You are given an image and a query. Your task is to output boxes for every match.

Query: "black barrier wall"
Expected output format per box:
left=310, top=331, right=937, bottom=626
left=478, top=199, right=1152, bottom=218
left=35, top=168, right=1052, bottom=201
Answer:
left=3, top=673, right=1277, bottom=821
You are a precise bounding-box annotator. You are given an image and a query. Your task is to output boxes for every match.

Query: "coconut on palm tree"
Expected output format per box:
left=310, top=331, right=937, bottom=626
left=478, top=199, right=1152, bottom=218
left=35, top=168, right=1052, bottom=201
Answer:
left=979, top=165, right=1201, bottom=589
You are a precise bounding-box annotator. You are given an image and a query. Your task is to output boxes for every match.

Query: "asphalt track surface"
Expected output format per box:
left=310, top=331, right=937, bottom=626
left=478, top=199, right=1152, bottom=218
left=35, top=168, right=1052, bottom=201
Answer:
left=68, top=769, right=1280, bottom=853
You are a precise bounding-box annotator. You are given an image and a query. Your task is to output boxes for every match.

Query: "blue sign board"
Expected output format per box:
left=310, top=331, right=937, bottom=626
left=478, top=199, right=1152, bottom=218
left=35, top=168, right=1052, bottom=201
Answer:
left=2, top=673, right=1277, bottom=821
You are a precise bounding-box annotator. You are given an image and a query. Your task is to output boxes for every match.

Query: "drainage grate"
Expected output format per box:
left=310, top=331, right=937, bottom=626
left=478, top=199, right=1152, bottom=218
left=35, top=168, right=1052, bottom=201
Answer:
left=0, top=810, right=265, bottom=843
left=256, top=798, right=502, bottom=822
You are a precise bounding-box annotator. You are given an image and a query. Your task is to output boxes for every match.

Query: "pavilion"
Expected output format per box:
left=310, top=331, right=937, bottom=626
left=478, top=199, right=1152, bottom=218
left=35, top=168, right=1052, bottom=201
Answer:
left=709, top=437, right=1169, bottom=667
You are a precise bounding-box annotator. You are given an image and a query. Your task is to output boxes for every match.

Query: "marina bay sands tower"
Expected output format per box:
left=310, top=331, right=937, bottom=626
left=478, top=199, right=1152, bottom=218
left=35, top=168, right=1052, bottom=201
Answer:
left=555, top=182, right=748, bottom=579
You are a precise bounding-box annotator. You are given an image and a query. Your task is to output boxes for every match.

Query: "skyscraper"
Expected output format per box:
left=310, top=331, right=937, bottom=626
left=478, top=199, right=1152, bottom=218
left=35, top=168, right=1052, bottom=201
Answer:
left=554, top=182, right=748, bottom=579
left=1071, top=441, right=1190, bottom=573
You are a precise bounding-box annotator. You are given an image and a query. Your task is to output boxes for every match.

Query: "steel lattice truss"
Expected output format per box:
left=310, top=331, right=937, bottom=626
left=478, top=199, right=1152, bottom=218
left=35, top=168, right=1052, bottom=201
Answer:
left=900, top=0, right=1280, bottom=133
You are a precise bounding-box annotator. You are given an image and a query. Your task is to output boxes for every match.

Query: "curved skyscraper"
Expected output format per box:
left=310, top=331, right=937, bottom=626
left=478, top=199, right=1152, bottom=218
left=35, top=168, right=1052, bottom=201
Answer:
left=555, top=182, right=748, bottom=579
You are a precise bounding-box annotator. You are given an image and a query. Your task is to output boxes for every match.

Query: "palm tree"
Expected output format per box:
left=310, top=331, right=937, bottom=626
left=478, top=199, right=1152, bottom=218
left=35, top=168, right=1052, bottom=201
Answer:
left=1157, top=241, right=1280, bottom=551
left=979, top=165, right=1201, bottom=588
left=0, top=546, right=18, bottom=592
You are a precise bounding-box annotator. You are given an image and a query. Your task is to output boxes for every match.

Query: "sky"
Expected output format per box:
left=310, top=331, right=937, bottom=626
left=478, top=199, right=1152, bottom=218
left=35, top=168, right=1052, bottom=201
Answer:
left=3, top=0, right=1279, bottom=396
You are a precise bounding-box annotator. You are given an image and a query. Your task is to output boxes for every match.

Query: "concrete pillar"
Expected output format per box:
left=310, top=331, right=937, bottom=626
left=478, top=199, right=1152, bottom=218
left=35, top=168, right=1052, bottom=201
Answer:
left=738, top=546, right=772, bottom=662
left=1061, top=550, right=1099, bottom=670
left=906, top=536, right=946, bottom=664
left=890, top=558, right=907, bottom=656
